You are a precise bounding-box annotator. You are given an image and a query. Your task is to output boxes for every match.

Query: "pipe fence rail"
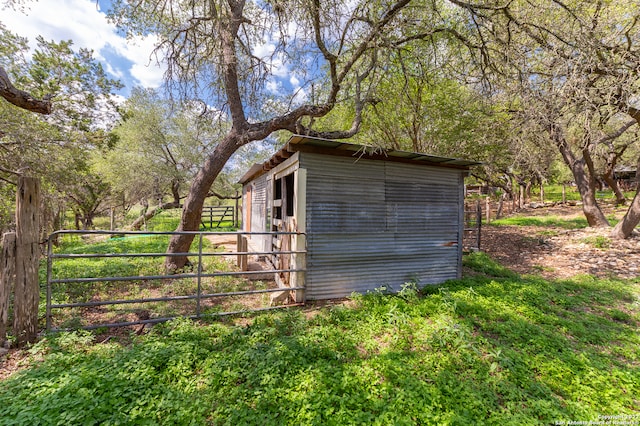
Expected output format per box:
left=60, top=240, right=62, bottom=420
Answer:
left=46, top=230, right=306, bottom=332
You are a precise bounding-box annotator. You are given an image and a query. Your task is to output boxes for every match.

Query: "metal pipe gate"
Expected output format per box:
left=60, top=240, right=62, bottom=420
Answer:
left=46, top=230, right=306, bottom=331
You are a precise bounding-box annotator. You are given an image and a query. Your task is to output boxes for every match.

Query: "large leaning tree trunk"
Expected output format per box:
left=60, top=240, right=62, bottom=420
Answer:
left=552, top=124, right=609, bottom=228
left=165, top=133, right=241, bottom=270
left=611, top=192, right=640, bottom=239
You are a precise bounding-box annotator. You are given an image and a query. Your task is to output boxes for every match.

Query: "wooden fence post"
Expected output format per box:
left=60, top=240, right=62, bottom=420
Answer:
left=237, top=234, right=248, bottom=271
left=485, top=196, right=491, bottom=224
left=0, top=232, right=16, bottom=347
left=14, top=176, right=40, bottom=346
left=496, top=194, right=504, bottom=219
left=476, top=200, right=482, bottom=250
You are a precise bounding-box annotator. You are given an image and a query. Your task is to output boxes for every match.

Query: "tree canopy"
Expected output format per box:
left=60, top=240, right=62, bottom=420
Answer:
left=3, top=0, right=640, bottom=242
left=0, top=22, right=122, bottom=231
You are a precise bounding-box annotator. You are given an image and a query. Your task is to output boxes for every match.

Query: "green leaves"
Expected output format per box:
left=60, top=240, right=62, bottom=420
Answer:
left=1, top=265, right=639, bottom=424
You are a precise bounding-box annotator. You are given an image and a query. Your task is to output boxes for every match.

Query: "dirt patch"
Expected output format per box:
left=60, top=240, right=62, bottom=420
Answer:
left=205, top=233, right=238, bottom=253
left=480, top=205, right=640, bottom=280
left=0, top=348, right=30, bottom=381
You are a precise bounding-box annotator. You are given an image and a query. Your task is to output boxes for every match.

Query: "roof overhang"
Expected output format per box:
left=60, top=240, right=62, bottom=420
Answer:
left=239, top=135, right=482, bottom=184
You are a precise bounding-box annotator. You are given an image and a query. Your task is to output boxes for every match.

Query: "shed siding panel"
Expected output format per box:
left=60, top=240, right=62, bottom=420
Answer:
left=247, top=174, right=269, bottom=251
left=300, top=153, right=463, bottom=300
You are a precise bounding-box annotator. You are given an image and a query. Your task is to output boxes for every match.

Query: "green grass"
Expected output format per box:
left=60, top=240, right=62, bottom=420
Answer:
left=490, top=212, right=624, bottom=229
left=63, top=206, right=239, bottom=233
left=581, top=235, right=612, bottom=249
left=537, top=184, right=583, bottom=202
left=2, top=252, right=638, bottom=425
left=490, top=214, right=589, bottom=229
left=530, top=184, right=636, bottom=204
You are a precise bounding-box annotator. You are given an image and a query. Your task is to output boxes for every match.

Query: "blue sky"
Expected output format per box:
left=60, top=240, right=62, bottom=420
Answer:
left=2, top=0, right=165, bottom=97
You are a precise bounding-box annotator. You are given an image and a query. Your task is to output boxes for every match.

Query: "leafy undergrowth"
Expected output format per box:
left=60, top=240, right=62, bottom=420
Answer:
left=1, top=253, right=639, bottom=425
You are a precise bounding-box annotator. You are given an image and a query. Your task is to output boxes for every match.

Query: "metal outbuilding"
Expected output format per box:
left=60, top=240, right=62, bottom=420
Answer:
left=238, top=135, right=480, bottom=300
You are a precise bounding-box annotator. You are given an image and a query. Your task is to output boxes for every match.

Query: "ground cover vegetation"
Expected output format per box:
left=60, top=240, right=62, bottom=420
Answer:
left=0, top=250, right=638, bottom=425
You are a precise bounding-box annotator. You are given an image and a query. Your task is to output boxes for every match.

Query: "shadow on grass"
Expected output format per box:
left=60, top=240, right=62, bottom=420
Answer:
left=1, top=254, right=638, bottom=425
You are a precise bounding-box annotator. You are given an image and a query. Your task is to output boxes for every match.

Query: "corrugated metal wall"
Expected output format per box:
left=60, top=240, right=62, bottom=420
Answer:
left=300, top=153, right=463, bottom=299
left=247, top=173, right=270, bottom=251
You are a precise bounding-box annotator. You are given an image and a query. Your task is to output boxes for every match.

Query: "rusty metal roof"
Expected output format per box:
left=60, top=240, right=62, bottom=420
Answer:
left=239, top=134, right=481, bottom=184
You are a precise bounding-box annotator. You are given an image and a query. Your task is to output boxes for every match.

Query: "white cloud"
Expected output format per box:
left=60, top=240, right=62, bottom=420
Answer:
left=130, top=58, right=164, bottom=89
left=291, top=86, right=308, bottom=105
left=253, top=39, right=290, bottom=79
left=1, top=0, right=165, bottom=91
left=112, top=34, right=164, bottom=88
left=265, top=79, right=281, bottom=94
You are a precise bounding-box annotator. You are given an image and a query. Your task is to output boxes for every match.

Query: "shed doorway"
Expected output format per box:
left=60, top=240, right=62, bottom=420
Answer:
left=272, top=173, right=295, bottom=231
left=271, top=172, right=296, bottom=287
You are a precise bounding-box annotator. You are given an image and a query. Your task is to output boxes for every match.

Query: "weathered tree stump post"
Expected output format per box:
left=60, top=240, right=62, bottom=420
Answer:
left=14, top=177, right=40, bottom=346
left=0, top=232, right=16, bottom=347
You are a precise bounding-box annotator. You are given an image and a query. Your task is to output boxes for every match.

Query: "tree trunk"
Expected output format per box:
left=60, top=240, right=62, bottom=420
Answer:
left=130, top=201, right=181, bottom=231
left=14, top=177, right=40, bottom=346
left=554, top=127, right=609, bottom=227
left=611, top=155, right=640, bottom=238
left=83, top=214, right=94, bottom=229
left=170, top=180, right=180, bottom=205
left=165, top=133, right=240, bottom=272
left=611, top=191, right=640, bottom=239
left=571, top=163, right=610, bottom=227
left=601, top=173, right=626, bottom=206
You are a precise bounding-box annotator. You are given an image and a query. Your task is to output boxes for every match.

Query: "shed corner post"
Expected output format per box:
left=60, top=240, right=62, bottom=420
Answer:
left=457, top=173, right=465, bottom=279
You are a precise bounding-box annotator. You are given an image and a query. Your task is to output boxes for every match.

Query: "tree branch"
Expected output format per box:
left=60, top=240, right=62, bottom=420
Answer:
left=207, top=191, right=241, bottom=200
left=0, top=65, right=52, bottom=114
